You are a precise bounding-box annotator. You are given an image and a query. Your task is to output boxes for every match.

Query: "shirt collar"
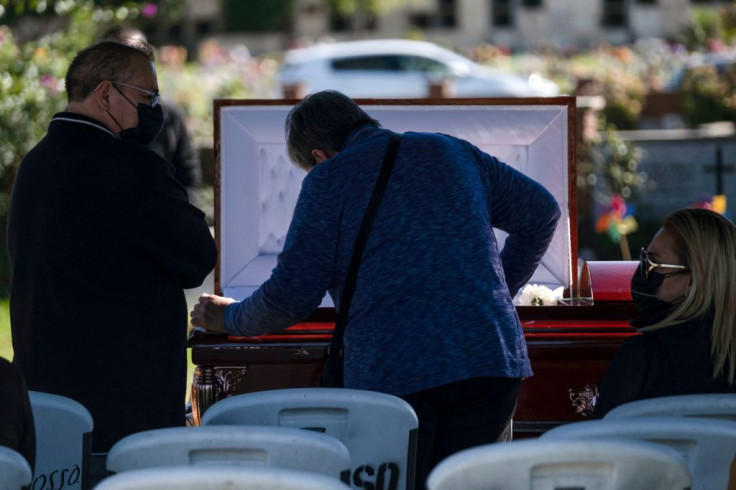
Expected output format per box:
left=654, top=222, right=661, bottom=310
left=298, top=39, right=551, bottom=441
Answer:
left=50, top=112, right=117, bottom=139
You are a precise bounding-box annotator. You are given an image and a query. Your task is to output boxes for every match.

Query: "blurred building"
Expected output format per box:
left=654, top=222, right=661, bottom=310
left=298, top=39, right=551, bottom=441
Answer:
left=179, top=0, right=727, bottom=53
left=291, top=0, right=723, bottom=49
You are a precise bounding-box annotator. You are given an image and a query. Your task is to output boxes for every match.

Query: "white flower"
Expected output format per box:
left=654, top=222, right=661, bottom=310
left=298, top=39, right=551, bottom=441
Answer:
left=518, top=284, right=563, bottom=306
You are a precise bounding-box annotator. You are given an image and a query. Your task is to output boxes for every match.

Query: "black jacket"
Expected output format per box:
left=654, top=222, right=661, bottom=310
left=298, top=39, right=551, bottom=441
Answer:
left=7, top=112, right=217, bottom=451
left=594, top=315, right=736, bottom=417
left=0, top=357, right=35, bottom=470
left=149, top=99, right=202, bottom=190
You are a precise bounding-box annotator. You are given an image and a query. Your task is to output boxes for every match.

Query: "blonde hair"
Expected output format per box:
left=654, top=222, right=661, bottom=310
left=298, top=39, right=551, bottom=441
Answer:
left=645, top=208, right=736, bottom=383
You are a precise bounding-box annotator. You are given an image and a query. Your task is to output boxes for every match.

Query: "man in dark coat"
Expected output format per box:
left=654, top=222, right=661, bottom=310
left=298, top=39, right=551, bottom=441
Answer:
left=0, top=356, right=35, bottom=472
left=103, top=25, right=203, bottom=198
left=7, top=40, right=217, bottom=457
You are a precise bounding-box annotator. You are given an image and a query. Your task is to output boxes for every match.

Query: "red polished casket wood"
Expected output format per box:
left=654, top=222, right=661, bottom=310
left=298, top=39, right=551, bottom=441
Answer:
left=188, top=97, right=639, bottom=436
left=189, top=262, right=639, bottom=435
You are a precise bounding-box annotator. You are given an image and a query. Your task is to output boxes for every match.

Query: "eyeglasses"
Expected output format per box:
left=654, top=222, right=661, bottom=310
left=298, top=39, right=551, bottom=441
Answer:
left=639, top=247, right=689, bottom=279
left=112, top=81, right=160, bottom=107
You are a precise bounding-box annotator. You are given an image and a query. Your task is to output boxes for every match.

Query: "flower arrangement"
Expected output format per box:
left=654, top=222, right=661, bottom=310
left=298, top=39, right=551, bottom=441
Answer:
left=518, top=284, right=564, bottom=306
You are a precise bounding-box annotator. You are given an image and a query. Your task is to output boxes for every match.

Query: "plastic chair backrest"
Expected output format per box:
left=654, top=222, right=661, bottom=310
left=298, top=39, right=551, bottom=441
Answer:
left=604, top=393, right=736, bottom=421
left=201, top=388, right=418, bottom=490
left=0, top=446, right=33, bottom=490
left=426, top=438, right=692, bottom=490
left=106, top=425, right=351, bottom=483
left=29, top=391, right=93, bottom=490
left=95, top=466, right=351, bottom=490
left=542, top=416, right=736, bottom=490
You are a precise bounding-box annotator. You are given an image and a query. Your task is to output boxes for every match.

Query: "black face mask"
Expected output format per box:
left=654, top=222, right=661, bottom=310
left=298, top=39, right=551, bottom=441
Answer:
left=630, top=264, right=676, bottom=328
left=108, top=85, right=165, bottom=146
left=118, top=102, right=164, bottom=146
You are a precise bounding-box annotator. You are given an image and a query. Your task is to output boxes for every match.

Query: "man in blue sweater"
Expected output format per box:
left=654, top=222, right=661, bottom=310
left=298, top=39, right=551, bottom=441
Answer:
left=192, top=90, right=560, bottom=488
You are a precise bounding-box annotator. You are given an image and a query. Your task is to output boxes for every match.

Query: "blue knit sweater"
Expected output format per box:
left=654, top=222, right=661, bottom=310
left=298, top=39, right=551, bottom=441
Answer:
left=225, top=126, right=561, bottom=396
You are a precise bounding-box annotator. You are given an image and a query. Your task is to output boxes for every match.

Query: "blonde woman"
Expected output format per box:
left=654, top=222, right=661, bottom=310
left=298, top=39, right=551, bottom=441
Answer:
left=593, top=208, right=736, bottom=417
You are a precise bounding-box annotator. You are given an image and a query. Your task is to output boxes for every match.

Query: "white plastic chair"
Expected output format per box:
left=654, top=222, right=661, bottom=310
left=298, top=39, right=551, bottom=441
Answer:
left=95, top=466, right=351, bottom=490
left=0, top=446, right=33, bottom=490
left=200, top=388, right=419, bottom=490
left=29, top=391, right=94, bottom=490
left=106, top=425, right=350, bottom=483
left=542, top=416, right=736, bottom=490
left=426, top=438, right=692, bottom=490
left=604, top=393, right=736, bottom=421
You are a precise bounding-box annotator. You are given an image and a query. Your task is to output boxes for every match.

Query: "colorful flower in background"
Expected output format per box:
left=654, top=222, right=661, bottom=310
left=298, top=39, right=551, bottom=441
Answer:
left=595, top=194, right=639, bottom=260
left=40, top=75, right=59, bottom=96
left=141, top=3, right=158, bottom=18
left=689, top=193, right=727, bottom=214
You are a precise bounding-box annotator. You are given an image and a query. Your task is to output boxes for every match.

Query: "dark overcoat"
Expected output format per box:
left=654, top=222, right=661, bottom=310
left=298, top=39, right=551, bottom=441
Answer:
left=0, top=357, right=35, bottom=470
left=594, top=315, right=736, bottom=417
left=7, top=112, right=217, bottom=452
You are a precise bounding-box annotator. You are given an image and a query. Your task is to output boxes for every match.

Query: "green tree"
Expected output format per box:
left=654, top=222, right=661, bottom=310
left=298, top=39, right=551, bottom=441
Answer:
left=221, top=0, right=292, bottom=33
left=681, top=65, right=731, bottom=127
left=724, top=4, right=736, bottom=42
left=678, top=7, right=732, bottom=51
left=577, top=119, right=649, bottom=260
left=327, top=0, right=409, bottom=33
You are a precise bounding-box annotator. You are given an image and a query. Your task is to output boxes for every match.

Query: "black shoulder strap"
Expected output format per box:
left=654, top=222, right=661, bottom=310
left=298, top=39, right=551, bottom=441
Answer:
left=328, top=133, right=401, bottom=357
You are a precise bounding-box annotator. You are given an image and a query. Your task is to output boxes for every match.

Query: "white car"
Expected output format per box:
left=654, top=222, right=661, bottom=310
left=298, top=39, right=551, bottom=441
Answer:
left=279, top=39, right=560, bottom=98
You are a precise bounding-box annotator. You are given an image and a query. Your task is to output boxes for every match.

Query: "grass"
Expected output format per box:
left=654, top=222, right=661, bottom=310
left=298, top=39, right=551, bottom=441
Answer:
left=0, top=299, right=11, bottom=361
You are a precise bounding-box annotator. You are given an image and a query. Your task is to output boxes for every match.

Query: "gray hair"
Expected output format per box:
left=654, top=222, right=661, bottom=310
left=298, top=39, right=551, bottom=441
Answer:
left=285, top=90, right=380, bottom=171
left=103, top=25, right=147, bottom=44
left=65, top=40, right=154, bottom=103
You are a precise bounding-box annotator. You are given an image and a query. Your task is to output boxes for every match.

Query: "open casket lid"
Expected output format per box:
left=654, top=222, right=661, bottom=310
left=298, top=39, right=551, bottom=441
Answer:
left=215, top=97, right=577, bottom=307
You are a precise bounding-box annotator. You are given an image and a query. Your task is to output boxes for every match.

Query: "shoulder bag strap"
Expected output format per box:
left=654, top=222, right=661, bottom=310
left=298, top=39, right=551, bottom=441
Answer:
left=328, top=133, right=401, bottom=358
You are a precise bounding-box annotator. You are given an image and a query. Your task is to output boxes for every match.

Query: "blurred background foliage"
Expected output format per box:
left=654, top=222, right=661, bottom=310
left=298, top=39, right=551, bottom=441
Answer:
left=681, top=63, right=736, bottom=127
left=221, top=0, right=291, bottom=33
left=1, top=1, right=736, bottom=297
left=678, top=5, right=736, bottom=52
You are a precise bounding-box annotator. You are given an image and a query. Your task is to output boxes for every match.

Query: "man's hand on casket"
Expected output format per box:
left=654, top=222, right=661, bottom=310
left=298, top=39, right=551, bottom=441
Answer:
left=190, top=293, right=236, bottom=333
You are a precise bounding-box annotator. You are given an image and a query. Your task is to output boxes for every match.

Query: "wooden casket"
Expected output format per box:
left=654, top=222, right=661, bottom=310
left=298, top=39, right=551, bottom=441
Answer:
left=188, top=97, right=638, bottom=437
